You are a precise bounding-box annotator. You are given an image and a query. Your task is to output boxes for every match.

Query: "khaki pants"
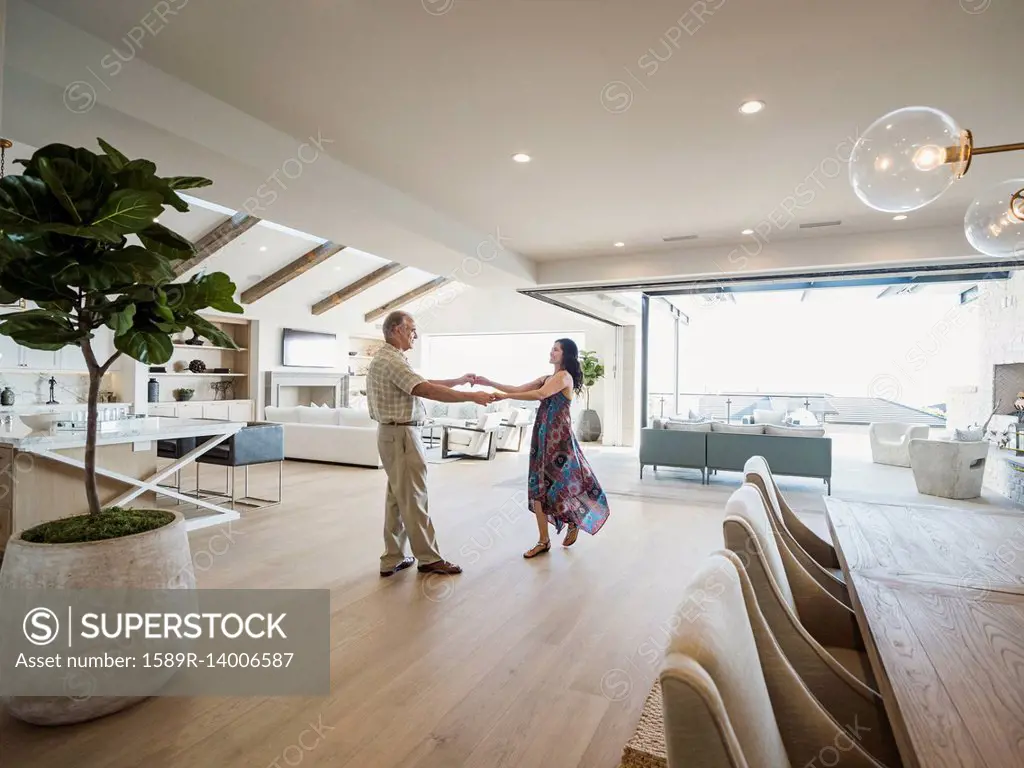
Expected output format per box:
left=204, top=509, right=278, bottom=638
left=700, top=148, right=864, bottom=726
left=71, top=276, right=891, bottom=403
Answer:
left=377, top=424, right=442, bottom=569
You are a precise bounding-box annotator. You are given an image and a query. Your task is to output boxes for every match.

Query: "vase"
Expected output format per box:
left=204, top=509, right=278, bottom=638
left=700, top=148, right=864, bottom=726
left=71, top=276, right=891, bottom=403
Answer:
left=578, top=409, right=602, bottom=442
left=147, top=378, right=160, bottom=403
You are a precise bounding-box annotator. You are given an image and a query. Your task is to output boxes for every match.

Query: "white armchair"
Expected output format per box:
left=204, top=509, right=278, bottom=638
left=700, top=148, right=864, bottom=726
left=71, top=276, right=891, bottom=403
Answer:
left=496, top=408, right=533, bottom=452
left=868, top=422, right=929, bottom=467
left=442, top=412, right=505, bottom=460
left=909, top=438, right=989, bottom=499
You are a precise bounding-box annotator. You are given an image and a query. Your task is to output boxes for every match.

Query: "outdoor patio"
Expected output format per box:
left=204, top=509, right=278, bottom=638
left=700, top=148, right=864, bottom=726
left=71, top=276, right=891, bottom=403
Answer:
left=582, top=424, right=1020, bottom=539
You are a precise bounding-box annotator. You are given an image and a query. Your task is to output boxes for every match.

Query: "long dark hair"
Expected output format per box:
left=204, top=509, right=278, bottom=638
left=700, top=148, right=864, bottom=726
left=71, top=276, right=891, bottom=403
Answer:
left=555, top=338, right=585, bottom=394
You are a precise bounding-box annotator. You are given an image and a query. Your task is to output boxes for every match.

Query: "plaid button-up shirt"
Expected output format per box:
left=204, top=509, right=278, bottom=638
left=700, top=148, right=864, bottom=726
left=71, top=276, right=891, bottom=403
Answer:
left=366, top=342, right=427, bottom=424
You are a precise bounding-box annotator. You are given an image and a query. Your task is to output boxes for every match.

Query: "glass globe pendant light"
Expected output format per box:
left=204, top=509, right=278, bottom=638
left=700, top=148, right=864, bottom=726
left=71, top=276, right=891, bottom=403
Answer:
left=849, top=106, right=971, bottom=213
left=850, top=105, right=1024, bottom=257
left=964, top=178, right=1024, bottom=258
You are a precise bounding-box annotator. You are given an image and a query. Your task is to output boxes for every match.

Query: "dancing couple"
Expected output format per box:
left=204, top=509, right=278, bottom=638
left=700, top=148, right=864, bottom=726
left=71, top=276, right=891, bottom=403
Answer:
left=368, top=310, right=609, bottom=577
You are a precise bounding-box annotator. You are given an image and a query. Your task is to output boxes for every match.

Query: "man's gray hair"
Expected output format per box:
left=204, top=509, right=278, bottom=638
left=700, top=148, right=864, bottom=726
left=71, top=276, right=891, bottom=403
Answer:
left=382, top=310, right=411, bottom=339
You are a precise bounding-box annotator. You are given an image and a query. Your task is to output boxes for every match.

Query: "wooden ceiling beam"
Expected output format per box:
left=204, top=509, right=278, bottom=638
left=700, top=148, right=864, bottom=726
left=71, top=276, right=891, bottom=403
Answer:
left=173, top=212, right=261, bottom=277
left=311, top=262, right=405, bottom=316
left=240, top=242, right=346, bottom=305
left=364, top=276, right=451, bottom=323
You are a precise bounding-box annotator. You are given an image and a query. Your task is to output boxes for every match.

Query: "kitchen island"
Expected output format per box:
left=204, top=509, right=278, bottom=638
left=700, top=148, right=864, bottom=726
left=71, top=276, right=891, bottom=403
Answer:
left=0, top=417, right=247, bottom=552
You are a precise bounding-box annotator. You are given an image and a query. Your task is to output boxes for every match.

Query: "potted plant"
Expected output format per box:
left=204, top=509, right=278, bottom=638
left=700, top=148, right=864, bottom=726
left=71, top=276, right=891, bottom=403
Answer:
left=0, top=139, right=241, bottom=725
left=577, top=350, right=606, bottom=442
left=173, top=387, right=195, bottom=402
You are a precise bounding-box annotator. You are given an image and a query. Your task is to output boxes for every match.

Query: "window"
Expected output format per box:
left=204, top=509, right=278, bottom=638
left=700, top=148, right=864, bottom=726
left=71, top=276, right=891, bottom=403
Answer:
left=422, top=332, right=586, bottom=385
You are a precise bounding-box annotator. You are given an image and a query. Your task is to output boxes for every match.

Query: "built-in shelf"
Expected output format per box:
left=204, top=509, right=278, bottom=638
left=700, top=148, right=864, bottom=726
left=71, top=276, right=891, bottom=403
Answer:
left=171, top=344, right=247, bottom=352
left=150, top=372, right=248, bottom=378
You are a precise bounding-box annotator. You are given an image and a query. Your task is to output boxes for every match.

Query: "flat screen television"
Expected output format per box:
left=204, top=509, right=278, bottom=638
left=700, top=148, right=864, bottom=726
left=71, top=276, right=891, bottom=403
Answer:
left=282, top=328, right=338, bottom=368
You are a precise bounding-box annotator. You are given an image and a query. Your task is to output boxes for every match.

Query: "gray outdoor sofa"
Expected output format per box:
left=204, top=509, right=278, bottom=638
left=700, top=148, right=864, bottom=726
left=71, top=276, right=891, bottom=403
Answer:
left=639, top=425, right=833, bottom=493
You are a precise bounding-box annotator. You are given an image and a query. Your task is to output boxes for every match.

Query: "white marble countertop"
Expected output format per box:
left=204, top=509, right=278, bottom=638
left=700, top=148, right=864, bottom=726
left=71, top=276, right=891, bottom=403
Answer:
left=0, top=417, right=246, bottom=451
left=0, top=402, right=132, bottom=414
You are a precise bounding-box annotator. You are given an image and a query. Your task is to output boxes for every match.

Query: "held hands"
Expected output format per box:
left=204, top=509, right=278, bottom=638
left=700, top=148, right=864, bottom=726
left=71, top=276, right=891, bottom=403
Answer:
left=459, top=373, right=503, bottom=404
left=468, top=390, right=503, bottom=405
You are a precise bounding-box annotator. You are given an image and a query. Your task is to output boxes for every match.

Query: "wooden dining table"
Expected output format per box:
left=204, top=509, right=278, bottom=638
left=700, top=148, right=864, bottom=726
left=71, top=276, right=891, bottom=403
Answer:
left=825, top=498, right=1024, bottom=768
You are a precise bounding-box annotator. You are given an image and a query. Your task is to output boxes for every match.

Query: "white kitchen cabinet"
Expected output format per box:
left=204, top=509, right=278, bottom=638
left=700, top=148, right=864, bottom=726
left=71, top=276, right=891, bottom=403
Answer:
left=202, top=403, right=230, bottom=420
left=228, top=401, right=254, bottom=422
left=19, top=347, right=60, bottom=370
left=0, top=335, right=23, bottom=369
left=144, top=400, right=253, bottom=421
left=57, top=345, right=89, bottom=372
left=175, top=403, right=205, bottom=421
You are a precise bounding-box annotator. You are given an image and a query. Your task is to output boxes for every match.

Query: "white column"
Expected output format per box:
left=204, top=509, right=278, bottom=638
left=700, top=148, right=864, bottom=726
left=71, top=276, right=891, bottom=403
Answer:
left=0, top=0, right=7, bottom=134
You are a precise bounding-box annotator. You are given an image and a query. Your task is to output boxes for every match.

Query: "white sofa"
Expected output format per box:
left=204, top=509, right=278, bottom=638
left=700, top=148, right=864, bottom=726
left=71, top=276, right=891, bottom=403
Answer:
left=264, top=405, right=382, bottom=468
left=869, top=422, right=929, bottom=467
left=909, top=438, right=989, bottom=499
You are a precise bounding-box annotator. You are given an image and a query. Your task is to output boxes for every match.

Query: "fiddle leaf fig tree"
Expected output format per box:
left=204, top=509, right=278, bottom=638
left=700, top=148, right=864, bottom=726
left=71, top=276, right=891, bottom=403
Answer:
left=580, top=350, right=605, bottom=411
left=0, top=139, right=242, bottom=518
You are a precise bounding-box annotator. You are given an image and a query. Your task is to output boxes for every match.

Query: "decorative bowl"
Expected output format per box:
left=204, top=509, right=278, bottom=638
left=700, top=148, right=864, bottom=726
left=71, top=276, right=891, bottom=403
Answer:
left=20, top=413, right=60, bottom=432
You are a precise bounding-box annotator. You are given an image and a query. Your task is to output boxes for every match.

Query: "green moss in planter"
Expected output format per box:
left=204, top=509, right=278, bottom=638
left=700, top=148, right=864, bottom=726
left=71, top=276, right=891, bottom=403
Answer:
left=21, top=508, right=176, bottom=544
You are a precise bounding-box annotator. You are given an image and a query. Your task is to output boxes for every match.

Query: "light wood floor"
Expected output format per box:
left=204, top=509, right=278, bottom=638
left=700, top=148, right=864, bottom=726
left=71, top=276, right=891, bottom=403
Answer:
left=2, top=441, right=1017, bottom=767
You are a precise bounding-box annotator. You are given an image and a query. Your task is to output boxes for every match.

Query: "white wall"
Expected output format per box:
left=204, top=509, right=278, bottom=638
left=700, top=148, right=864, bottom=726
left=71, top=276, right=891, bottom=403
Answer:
left=415, top=288, right=625, bottom=444
left=961, top=273, right=1024, bottom=424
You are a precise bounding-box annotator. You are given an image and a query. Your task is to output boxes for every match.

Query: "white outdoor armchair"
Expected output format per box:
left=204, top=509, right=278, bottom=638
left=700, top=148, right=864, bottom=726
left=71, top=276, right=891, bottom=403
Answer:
left=909, top=438, right=989, bottom=499
left=868, top=422, right=929, bottom=467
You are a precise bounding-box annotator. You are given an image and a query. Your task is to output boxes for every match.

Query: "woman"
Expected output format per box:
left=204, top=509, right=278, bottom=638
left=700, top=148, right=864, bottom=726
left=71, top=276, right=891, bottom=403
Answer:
left=475, top=339, right=611, bottom=558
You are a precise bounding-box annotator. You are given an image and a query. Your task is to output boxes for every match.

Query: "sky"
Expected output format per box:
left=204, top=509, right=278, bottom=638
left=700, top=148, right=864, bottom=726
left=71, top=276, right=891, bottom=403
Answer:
left=651, top=285, right=981, bottom=408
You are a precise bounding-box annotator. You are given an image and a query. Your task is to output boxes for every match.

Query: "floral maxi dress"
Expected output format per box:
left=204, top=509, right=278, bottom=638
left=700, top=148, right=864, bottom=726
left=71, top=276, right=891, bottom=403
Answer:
left=527, top=389, right=611, bottom=535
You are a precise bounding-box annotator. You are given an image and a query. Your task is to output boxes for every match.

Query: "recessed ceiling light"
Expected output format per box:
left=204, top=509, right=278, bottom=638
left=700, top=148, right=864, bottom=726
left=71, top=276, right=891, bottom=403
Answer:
left=614, top=242, right=625, bottom=248
left=739, top=100, right=765, bottom=115
left=259, top=246, right=268, bottom=251
left=892, top=215, right=907, bottom=221
left=512, top=153, right=531, bottom=163
left=741, top=228, right=754, bottom=235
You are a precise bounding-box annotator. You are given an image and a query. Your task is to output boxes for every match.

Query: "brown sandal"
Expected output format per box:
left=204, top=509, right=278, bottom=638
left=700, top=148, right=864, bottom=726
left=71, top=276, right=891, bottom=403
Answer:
left=563, top=524, right=579, bottom=547
left=524, top=540, right=551, bottom=558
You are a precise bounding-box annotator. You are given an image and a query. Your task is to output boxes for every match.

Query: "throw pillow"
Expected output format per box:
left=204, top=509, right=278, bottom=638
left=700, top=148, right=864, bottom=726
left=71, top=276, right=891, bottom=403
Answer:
left=710, top=422, right=765, bottom=435
left=764, top=424, right=826, bottom=438
left=953, top=428, right=984, bottom=442
left=665, top=421, right=712, bottom=432
left=430, top=403, right=449, bottom=417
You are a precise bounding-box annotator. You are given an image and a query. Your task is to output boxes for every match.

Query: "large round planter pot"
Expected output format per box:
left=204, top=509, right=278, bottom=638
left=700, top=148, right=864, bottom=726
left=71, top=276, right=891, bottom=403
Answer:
left=578, top=409, right=603, bottom=442
left=0, top=510, right=194, bottom=726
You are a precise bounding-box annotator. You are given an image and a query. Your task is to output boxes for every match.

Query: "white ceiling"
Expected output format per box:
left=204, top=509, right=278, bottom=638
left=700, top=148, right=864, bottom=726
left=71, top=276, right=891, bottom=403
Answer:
left=3, top=136, right=445, bottom=328
left=24, top=0, right=1024, bottom=266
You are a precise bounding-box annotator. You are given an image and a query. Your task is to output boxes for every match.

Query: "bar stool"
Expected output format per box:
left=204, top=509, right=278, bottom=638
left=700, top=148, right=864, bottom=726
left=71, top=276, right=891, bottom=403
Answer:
left=195, top=422, right=285, bottom=509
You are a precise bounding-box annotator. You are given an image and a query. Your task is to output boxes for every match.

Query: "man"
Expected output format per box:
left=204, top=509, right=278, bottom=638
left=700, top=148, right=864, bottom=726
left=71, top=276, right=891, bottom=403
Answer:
left=367, top=310, right=495, bottom=577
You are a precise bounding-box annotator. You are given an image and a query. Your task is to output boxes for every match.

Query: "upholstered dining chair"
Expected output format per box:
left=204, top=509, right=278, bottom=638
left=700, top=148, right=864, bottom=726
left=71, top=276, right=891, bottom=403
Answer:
left=743, top=455, right=849, bottom=604
left=661, top=552, right=898, bottom=768
left=723, top=484, right=875, bottom=690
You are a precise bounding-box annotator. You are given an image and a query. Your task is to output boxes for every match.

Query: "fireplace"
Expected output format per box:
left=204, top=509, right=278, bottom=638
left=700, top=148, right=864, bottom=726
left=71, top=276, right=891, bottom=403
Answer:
left=264, top=371, right=350, bottom=409
left=993, top=363, right=1024, bottom=413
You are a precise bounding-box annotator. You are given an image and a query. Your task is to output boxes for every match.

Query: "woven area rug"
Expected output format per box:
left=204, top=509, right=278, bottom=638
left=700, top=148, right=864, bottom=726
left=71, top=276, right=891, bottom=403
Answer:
left=620, top=680, right=668, bottom=768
